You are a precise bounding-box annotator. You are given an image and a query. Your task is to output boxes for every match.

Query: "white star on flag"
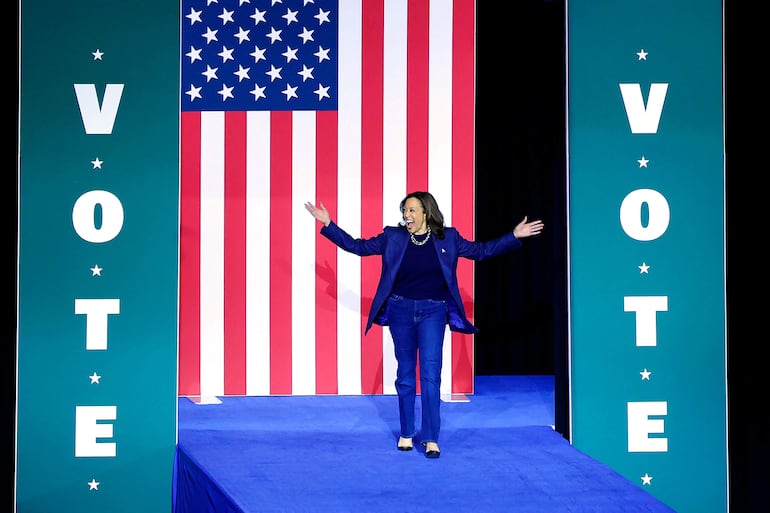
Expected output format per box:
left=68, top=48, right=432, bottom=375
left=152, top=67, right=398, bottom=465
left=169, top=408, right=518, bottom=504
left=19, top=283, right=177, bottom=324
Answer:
left=638, top=262, right=650, bottom=274
left=640, top=368, right=651, bottom=380
left=91, top=265, right=103, bottom=276
left=186, top=46, right=203, bottom=63
left=91, top=158, right=103, bottom=169
left=186, top=85, right=202, bottom=101
left=202, top=27, right=218, bottom=43
left=89, top=372, right=101, bottom=384
left=637, top=49, right=648, bottom=60
left=637, top=156, right=649, bottom=168
left=88, top=478, right=100, bottom=490
left=641, top=473, right=652, bottom=485
left=315, top=8, right=330, bottom=24
left=92, top=49, right=104, bottom=60
left=186, top=7, right=202, bottom=25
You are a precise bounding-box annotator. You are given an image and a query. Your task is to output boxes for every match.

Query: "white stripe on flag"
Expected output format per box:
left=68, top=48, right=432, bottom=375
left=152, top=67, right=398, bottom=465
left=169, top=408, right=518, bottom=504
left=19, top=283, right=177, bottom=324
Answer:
left=428, top=0, right=456, bottom=397
left=293, top=111, right=318, bottom=395
left=246, top=111, right=271, bottom=396
left=200, top=111, right=225, bottom=397
left=380, top=0, right=409, bottom=395
left=337, top=0, right=364, bottom=395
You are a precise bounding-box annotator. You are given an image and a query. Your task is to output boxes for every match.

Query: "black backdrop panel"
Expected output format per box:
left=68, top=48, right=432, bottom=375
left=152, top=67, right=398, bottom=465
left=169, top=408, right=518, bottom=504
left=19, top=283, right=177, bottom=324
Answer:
left=475, top=1, right=566, bottom=377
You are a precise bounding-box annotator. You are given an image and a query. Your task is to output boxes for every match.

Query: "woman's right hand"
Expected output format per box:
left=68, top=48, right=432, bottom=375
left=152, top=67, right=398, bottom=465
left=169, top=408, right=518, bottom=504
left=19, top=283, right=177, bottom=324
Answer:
left=304, top=201, right=331, bottom=227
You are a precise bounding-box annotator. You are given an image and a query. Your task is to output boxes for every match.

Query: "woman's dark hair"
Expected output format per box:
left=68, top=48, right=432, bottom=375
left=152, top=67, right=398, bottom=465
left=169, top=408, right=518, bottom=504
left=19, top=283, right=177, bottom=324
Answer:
left=399, top=191, right=446, bottom=239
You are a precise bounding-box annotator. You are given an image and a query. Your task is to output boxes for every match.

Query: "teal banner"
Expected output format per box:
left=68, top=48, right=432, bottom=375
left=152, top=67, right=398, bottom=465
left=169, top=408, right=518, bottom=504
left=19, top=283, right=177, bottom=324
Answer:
left=567, top=2, right=726, bottom=513
left=17, top=1, right=179, bottom=512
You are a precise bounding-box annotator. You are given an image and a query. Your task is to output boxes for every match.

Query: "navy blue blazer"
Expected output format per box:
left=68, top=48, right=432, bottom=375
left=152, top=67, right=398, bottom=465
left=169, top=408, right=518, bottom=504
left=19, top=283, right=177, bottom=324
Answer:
left=320, top=221, right=523, bottom=335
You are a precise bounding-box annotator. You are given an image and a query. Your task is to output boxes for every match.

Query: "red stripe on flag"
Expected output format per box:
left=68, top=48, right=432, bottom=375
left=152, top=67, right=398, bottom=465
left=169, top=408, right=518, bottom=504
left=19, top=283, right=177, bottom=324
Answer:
left=179, top=112, right=202, bottom=397
left=406, top=0, right=431, bottom=394
left=406, top=0, right=430, bottom=193
left=315, top=111, right=339, bottom=394
left=451, top=0, right=476, bottom=394
left=223, top=112, right=247, bottom=395
left=270, top=112, right=293, bottom=394
left=361, top=0, right=385, bottom=394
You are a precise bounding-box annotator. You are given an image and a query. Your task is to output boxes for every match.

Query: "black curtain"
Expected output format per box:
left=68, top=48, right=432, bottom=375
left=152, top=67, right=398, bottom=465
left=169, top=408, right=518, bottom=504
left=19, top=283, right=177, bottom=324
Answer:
left=474, top=1, right=568, bottom=434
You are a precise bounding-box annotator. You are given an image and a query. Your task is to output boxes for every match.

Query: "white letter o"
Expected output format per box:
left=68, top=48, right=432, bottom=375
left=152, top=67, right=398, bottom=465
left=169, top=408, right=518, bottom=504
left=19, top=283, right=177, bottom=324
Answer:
left=619, top=189, right=670, bottom=242
left=72, top=190, right=124, bottom=243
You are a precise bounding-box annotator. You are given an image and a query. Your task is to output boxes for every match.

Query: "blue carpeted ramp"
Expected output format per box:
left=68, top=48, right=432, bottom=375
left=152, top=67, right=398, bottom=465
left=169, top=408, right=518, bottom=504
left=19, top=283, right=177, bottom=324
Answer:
left=174, top=376, right=677, bottom=513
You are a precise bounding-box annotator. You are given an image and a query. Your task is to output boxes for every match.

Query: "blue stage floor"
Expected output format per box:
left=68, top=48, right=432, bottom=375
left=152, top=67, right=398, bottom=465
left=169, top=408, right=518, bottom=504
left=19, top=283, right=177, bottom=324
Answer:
left=174, top=375, right=677, bottom=513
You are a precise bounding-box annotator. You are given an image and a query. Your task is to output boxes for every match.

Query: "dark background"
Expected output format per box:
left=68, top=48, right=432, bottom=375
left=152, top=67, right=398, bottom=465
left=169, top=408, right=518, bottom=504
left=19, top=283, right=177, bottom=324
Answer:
left=9, top=1, right=762, bottom=511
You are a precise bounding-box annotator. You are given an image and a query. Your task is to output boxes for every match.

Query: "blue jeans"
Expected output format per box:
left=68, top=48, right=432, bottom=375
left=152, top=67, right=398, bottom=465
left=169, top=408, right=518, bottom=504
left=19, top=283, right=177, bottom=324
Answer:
left=386, top=294, right=448, bottom=444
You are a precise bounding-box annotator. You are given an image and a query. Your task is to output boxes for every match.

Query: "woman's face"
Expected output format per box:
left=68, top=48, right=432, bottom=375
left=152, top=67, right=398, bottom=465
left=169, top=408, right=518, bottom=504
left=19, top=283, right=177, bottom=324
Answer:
left=402, top=197, right=428, bottom=234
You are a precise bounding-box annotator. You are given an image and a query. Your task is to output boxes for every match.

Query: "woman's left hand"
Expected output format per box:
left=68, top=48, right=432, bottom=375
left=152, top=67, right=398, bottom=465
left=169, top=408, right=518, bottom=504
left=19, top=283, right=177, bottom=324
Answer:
left=513, top=216, right=544, bottom=238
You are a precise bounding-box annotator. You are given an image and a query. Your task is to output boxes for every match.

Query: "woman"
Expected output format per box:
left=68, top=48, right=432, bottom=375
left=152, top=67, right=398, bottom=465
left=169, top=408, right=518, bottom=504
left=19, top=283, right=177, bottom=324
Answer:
left=304, top=191, right=544, bottom=458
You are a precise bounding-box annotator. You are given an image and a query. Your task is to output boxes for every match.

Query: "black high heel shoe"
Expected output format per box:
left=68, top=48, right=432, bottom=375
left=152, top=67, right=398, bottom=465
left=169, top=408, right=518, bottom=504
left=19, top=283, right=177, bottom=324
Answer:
left=423, top=442, right=440, bottom=458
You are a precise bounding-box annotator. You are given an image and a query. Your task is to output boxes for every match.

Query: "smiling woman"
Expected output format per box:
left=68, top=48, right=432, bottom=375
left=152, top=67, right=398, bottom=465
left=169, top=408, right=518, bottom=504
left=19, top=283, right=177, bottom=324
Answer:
left=305, top=191, right=543, bottom=458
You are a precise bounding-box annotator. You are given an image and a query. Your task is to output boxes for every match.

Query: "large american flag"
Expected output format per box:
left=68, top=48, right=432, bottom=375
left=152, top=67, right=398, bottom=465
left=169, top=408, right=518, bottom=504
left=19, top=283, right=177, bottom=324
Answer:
left=179, top=0, right=476, bottom=397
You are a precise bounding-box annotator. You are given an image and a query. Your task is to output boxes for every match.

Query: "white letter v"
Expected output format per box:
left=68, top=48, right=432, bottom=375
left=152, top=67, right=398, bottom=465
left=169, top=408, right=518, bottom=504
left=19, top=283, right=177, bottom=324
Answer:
left=619, top=83, right=668, bottom=134
left=74, top=83, right=124, bottom=134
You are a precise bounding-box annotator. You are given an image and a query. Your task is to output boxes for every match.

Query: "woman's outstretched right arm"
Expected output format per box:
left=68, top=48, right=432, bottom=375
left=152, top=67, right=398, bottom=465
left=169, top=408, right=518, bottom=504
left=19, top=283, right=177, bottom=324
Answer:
left=306, top=201, right=387, bottom=257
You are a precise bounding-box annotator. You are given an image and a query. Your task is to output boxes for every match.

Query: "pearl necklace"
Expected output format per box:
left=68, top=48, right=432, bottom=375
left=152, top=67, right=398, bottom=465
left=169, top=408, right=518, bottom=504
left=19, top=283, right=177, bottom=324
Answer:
left=410, top=226, right=432, bottom=246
